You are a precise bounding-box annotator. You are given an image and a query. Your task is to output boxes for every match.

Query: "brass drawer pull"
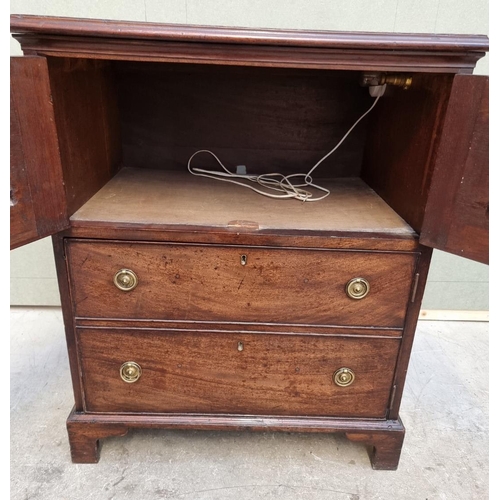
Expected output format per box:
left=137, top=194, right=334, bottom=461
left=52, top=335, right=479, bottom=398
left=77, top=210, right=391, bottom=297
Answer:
left=345, top=277, right=370, bottom=300
left=120, top=361, right=142, bottom=383
left=114, top=269, right=138, bottom=291
left=333, top=367, right=355, bottom=387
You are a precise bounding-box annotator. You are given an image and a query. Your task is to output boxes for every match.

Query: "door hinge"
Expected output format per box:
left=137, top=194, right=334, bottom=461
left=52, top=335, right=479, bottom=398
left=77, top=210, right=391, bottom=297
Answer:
left=411, top=273, right=420, bottom=303
left=389, top=384, right=397, bottom=411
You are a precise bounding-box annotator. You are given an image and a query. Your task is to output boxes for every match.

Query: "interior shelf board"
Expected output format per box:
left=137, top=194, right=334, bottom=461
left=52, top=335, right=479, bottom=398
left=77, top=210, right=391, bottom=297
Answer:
left=71, top=167, right=415, bottom=236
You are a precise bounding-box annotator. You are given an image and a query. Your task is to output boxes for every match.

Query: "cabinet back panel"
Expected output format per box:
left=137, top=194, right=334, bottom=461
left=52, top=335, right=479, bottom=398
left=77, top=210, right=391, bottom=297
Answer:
left=113, top=62, right=372, bottom=177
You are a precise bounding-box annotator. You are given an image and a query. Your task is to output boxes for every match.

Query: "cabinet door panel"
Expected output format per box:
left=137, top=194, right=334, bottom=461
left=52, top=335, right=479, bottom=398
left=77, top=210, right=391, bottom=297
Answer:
left=420, top=75, right=488, bottom=264
left=10, top=56, right=68, bottom=250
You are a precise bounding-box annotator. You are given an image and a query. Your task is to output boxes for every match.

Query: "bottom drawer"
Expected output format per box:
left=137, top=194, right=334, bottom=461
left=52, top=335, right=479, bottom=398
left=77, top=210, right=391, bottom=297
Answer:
left=78, top=329, right=400, bottom=418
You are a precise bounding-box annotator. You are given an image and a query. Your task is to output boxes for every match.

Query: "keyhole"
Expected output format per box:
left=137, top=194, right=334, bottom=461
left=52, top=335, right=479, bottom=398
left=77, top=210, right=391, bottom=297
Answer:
left=240, top=255, right=247, bottom=266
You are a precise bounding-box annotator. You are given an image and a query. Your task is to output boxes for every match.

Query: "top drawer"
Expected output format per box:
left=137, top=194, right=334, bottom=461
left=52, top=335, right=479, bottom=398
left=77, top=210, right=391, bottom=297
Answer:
left=66, top=240, right=417, bottom=328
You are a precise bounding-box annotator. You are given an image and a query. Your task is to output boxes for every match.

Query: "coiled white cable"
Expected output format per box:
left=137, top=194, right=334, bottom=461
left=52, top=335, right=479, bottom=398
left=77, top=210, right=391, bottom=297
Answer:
left=187, top=94, right=381, bottom=202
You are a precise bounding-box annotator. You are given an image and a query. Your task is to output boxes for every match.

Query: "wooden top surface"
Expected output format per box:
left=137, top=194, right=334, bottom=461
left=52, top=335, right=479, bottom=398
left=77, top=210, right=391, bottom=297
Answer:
left=11, top=15, right=487, bottom=73
left=71, top=168, right=415, bottom=236
left=10, top=15, right=488, bottom=52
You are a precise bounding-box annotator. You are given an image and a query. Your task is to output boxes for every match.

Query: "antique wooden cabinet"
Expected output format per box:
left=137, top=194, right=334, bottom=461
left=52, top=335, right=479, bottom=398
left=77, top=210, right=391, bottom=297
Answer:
left=10, top=15, right=489, bottom=470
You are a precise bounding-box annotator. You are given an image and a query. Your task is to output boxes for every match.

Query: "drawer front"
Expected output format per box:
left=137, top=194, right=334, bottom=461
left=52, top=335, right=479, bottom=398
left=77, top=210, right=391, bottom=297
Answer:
left=78, top=328, right=400, bottom=418
left=67, top=240, right=416, bottom=327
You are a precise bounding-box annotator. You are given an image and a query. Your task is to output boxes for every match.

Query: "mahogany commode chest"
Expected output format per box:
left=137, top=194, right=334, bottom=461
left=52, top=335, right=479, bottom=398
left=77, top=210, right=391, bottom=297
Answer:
left=10, top=15, right=489, bottom=470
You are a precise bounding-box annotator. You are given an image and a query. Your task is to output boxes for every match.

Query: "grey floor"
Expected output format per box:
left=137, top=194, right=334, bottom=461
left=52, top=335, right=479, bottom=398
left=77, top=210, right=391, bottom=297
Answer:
left=11, top=308, right=488, bottom=500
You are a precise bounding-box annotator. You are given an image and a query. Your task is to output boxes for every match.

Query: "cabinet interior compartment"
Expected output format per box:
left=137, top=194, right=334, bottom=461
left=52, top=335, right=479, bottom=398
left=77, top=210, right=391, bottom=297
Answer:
left=46, top=57, right=453, bottom=234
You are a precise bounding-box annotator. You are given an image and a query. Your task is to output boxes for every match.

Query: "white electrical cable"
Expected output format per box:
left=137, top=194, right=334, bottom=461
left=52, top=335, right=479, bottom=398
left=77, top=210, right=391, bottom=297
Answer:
left=187, top=94, right=381, bottom=202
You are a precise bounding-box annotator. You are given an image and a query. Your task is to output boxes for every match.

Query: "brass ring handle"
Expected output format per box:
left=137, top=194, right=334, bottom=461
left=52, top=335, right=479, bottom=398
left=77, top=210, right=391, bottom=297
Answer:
left=333, top=367, right=355, bottom=387
left=113, top=269, right=138, bottom=291
left=120, top=361, right=142, bottom=383
left=345, top=277, right=370, bottom=300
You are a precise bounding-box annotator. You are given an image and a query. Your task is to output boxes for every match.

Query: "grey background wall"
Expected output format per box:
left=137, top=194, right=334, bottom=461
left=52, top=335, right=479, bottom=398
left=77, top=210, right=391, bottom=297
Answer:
left=10, top=0, right=489, bottom=310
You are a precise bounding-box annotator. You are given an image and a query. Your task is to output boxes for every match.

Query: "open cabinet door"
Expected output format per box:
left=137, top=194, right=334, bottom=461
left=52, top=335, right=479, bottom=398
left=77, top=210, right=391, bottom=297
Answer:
left=420, top=75, right=489, bottom=264
left=10, top=56, right=68, bottom=250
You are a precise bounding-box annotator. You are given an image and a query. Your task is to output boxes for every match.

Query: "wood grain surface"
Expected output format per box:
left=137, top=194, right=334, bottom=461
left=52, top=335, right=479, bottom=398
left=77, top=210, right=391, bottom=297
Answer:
left=114, top=63, right=370, bottom=176
left=66, top=240, right=416, bottom=327
left=52, top=234, right=85, bottom=410
left=9, top=15, right=489, bottom=471
left=66, top=407, right=405, bottom=464
left=387, top=245, right=433, bottom=419
left=78, top=328, right=400, bottom=417
left=10, top=15, right=489, bottom=51
left=13, top=36, right=485, bottom=73
left=361, top=74, right=454, bottom=233
left=10, top=56, right=68, bottom=248
left=47, top=58, right=121, bottom=215
left=420, top=75, right=489, bottom=264
left=11, top=15, right=487, bottom=73
left=346, top=428, right=405, bottom=470
left=71, top=168, right=415, bottom=236
left=75, top=318, right=402, bottom=337
left=64, top=225, right=421, bottom=252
